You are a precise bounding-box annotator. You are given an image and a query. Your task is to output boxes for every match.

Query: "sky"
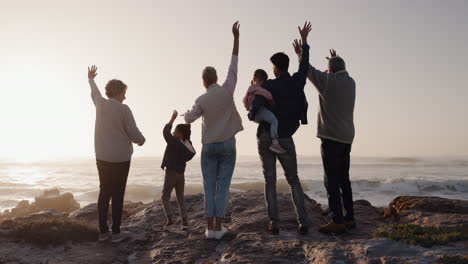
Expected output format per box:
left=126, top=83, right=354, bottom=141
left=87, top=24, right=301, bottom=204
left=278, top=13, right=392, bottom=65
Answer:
left=0, top=0, right=467, bottom=161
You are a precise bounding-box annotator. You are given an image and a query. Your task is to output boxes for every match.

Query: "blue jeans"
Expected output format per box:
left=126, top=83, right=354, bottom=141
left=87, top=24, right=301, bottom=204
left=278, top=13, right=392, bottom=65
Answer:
left=254, top=106, right=278, bottom=139
left=201, top=137, right=236, bottom=218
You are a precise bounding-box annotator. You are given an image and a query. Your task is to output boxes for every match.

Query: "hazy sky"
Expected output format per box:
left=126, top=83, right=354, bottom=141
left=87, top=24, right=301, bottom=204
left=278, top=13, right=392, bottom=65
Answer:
left=1, top=0, right=467, bottom=161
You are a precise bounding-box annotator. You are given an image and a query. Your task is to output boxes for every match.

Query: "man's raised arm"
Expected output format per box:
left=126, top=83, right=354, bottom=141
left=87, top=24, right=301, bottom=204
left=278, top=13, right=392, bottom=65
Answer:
left=222, top=21, right=240, bottom=95
left=292, top=22, right=312, bottom=87
left=293, top=30, right=329, bottom=95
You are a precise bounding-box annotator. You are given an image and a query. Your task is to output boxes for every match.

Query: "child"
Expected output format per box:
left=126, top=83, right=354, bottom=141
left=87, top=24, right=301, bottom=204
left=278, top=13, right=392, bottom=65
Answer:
left=243, top=69, right=287, bottom=154
left=161, top=110, right=196, bottom=230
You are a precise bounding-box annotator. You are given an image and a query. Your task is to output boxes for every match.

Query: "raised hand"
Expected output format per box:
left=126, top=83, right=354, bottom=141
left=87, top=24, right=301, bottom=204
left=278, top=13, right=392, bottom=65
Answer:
left=292, top=39, right=303, bottom=55
left=169, top=110, right=178, bottom=124
left=232, top=21, right=240, bottom=56
left=326, top=49, right=338, bottom=60
left=88, top=65, right=97, bottom=80
left=232, top=21, right=240, bottom=39
left=298, top=22, right=312, bottom=44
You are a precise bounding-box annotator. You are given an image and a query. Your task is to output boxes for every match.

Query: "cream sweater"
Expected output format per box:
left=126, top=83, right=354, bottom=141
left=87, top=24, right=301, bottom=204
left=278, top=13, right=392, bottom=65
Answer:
left=185, top=55, right=244, bottom=144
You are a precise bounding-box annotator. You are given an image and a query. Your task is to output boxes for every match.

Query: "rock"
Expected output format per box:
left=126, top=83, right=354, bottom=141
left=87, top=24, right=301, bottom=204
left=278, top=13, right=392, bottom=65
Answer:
left=34, top=189, right=80, bottom=213
left=0, top=189, right=80, bottom=222
left=0, top=192, right=467, bottom=264
left=384, top=196, right=468, bottom=227
left=69, top=201, right=146, bottom=228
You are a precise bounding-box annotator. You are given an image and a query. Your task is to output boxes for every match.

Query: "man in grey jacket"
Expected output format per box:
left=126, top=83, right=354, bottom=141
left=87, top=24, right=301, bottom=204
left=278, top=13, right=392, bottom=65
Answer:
left=293, top=44, right=356, bottom=235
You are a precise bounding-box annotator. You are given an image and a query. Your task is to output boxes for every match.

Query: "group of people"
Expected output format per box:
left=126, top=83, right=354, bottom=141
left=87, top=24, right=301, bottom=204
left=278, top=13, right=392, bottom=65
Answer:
left=88, top=21, right=356, bottom=243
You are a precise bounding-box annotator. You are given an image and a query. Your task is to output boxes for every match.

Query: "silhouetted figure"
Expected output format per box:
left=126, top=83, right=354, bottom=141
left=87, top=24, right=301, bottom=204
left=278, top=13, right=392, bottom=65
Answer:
left=87, top=66, right=145, bottom=243
left=293, top=43, right=356, bottom=234
left=184, top=22, right=243, bottom=240
left=249, top=22, right=312, bottom=235
left=161, top=110, right=195, bottom=230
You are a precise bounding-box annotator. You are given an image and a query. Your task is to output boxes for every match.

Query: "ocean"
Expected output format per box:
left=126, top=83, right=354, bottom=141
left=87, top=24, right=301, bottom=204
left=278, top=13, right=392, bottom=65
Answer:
left=1, top=156, right=467, bottom=211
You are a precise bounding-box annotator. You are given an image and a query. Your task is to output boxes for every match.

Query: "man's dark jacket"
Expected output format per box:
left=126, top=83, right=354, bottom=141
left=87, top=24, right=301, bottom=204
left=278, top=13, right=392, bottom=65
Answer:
left=249, top=43, right=310, bottom=138
left=161, top=124, right=196, bottom=174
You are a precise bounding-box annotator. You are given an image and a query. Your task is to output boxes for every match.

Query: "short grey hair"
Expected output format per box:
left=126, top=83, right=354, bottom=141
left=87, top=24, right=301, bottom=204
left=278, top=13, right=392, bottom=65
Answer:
left=328, top=56, right=346, bottom=73
left=202, top=66, right=218, bottom=85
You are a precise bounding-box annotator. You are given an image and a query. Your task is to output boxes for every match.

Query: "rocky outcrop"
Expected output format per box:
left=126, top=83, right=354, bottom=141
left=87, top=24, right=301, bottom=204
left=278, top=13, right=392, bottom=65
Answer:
left=0, top=192, right=466, bottom=264
left=384, top=196, right=468, bottom=227
left=0, top=188, right=80, bottom=221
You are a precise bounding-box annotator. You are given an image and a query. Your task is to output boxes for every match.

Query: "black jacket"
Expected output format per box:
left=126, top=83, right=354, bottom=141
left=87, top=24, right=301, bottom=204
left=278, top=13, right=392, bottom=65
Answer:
left=161, top=124, right=196, bottom=174
left=249, top=43, right=310, bottom=138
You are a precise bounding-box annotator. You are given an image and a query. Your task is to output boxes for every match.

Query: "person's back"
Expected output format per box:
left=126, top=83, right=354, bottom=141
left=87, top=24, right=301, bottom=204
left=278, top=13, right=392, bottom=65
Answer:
left=87, top=66, right=145, bottom=243
left=249, top=22, right=312, bottom=236
left=184, top=22, right=242, bottom=240
left=317, top=71, right=355, bottom=144
left=265, top=73, right=306, bottom=135
left=253, top=44, right=309, bottom=139
left=306, top=54, right=356, bottom=144
left=299, top=47, right=357, bottom=234
left=94, top=98, right=140, bottom=162
left=195, top=84, right=243, bottom=144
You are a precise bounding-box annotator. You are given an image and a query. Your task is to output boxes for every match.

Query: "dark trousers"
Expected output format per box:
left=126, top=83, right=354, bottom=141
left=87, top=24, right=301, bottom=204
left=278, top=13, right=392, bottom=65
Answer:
left=96, top=159, right=130, bottom=234
left=321, top=139, right=354, bottom=224
left=161, top=169, right=187, bottom=221
left=258, top=132, right=308, bottom=226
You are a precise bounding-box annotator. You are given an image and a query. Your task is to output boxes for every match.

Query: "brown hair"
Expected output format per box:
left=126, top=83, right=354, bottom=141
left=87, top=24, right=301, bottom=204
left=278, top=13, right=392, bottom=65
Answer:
left=254, top=69, right=268, bottom=83
left=105, top=79, right=127, bottom=98
left=175, top=124, right=191, bottom=141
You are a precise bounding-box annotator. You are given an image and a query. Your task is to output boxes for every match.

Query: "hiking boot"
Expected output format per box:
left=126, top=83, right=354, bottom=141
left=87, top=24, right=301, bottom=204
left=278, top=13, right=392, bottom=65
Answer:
left=111, top=231, right=130, bottom=243
left=318, top=222, right=346, bottom=235
left=297, top=225, right=309, bottom=235
left=344, top=219, right=356, bottom=230
left=269, top=143, right=287, bottom=154
left=98, top=232, right=112, bottom=242
left=267, top=223, right=280, bottom=235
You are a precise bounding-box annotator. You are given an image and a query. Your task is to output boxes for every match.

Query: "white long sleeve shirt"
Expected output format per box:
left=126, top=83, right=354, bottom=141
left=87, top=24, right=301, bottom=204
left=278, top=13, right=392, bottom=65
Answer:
left=185, top=55, right=243, bottom=144
left=89, top=79, right=145, bottom=162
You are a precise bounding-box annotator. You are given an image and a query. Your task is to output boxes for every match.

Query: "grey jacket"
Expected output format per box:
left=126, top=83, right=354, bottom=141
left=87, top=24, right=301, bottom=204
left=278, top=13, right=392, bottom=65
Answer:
left=307, top=66, right=356, bottom=144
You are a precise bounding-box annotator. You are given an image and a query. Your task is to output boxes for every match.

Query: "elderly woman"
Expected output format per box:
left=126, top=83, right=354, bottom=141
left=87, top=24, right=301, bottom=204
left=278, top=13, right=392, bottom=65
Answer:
left=184, top=22, right=243, bottom=240
left=87, top=66, right=145, bottom=243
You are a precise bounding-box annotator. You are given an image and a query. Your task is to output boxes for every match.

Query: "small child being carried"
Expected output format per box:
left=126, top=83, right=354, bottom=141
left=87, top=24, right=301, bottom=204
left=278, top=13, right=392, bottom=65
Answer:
left=243, top=69, right=287, bottom=154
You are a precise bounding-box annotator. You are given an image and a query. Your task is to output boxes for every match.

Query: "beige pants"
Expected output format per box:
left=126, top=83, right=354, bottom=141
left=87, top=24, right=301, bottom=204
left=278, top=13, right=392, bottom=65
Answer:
left=161, top=169, right=187, bottom=221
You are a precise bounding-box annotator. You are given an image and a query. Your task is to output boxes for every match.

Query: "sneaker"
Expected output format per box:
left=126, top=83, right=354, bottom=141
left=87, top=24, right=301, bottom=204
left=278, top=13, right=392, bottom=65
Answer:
left=269, top=143, right=287, bottom=154
left=215, top=226, right=228, bottom=240
left=297, top=225, right=309, bottom=235
left=318, top=222, right=346, bottom=235
left=98, top=232, right=112, bottom=242
left=344, top=220, right=356, bottom=230
left=205, top=229, right=215, bottom=239
left=111, top=231, right=130, bottom=243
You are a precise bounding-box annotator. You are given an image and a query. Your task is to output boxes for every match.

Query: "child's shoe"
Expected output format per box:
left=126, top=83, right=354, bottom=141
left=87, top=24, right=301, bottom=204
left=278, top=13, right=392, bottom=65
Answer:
left=269, top=143, right=287, bottom=154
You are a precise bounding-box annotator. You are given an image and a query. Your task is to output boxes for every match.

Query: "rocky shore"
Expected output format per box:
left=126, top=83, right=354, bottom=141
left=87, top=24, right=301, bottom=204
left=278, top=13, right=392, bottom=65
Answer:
left=0, top=190, right=467, bottom=264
